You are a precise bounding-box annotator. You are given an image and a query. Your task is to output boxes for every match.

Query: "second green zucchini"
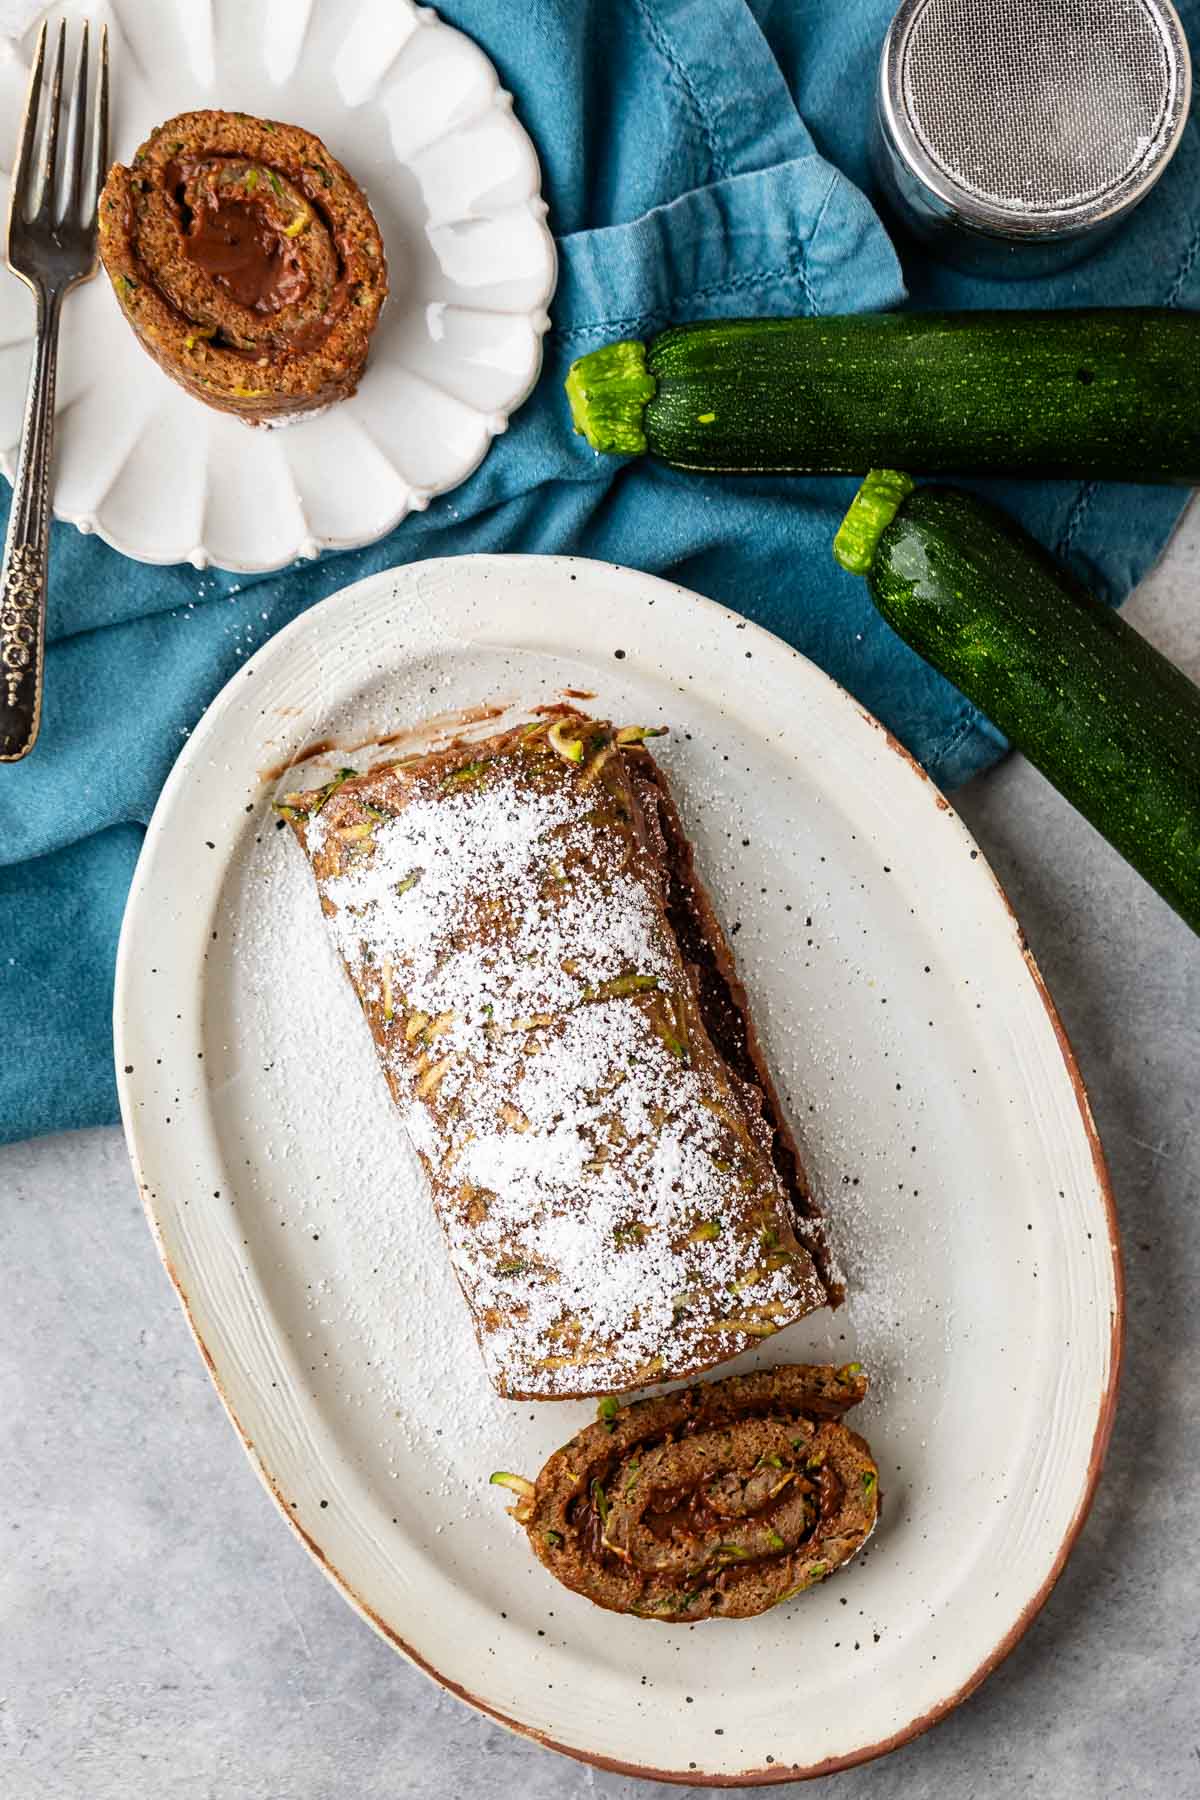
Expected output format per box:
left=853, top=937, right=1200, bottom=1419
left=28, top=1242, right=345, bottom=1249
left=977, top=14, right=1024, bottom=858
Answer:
left=833, top=471, right=1200, bottom=935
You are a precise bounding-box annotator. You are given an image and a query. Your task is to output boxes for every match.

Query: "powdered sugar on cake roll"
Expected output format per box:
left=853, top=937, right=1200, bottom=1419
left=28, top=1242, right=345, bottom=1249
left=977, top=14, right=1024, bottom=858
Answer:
left=283, top=717, right=828, bottom=1399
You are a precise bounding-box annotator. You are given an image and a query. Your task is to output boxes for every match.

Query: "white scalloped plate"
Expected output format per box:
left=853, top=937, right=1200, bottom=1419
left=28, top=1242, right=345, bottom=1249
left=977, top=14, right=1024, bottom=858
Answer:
left=115, top=556, right=1122, bottom=1784
left=0, top=0, right=555, bottom=571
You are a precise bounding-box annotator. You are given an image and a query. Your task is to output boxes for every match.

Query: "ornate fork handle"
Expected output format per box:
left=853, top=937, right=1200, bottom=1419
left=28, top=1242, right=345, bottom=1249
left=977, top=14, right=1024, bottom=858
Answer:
left=0, top=284, right=64, bottom=761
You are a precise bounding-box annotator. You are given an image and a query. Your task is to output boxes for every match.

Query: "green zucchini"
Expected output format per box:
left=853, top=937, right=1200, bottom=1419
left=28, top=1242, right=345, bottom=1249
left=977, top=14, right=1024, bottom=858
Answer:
left=833, top=470, right=1200, bottom=935
left=565, top=311, right=1200, bottom=480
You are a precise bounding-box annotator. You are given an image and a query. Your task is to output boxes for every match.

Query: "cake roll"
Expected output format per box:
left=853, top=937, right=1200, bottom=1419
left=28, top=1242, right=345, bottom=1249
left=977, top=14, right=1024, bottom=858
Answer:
left=279, top=714, right=835, bottom=1399
left=491, top=1364, right=879, bottom=1620
left=99, top=110, right=387, bottom=424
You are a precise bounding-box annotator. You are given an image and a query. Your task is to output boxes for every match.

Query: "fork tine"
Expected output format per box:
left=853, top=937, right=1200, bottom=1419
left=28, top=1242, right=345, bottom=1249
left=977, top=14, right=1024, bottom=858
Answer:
left=88, top=23, right=109, bottom=223
left=9, top=21, right=47, bottom=227
left=32, top=19, right=66, bottom=222
left=63, top=20, right=89, bottom=223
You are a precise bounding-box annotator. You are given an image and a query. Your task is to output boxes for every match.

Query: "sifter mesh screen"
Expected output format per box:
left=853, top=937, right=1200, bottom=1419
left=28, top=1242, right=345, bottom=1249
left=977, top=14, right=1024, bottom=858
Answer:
left=902, top=0, right=1174, bottom=214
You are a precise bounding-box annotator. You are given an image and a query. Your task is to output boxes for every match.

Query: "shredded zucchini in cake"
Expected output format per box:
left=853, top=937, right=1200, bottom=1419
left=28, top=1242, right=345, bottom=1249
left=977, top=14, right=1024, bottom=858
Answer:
left=292, top=718, right=824, bottom=1397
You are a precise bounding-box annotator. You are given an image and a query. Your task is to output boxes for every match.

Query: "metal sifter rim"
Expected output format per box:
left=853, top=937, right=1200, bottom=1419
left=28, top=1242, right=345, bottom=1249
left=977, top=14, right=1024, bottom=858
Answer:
left=879, top=0, right=1193, bottom=240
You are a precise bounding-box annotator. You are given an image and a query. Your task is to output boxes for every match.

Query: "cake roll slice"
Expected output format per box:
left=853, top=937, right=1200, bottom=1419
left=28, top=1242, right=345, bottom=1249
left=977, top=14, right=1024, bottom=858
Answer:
left=491, top=1363, right=878, bottom=1620
left=99, top=110, right=387, bottom=424
left=280, top=714, right=835, bottom=1399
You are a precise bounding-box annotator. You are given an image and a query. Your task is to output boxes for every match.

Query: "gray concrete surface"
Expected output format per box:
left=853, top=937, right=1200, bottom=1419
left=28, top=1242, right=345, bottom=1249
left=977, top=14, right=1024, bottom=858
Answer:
left=4, top=510, right=1199, bottom=1799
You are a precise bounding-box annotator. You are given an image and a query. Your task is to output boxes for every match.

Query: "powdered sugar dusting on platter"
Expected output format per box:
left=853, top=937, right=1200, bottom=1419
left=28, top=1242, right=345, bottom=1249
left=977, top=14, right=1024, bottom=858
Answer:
left=222, top=661, right=951, bottom=1516
left=224, top=716, right=940, bottom=1518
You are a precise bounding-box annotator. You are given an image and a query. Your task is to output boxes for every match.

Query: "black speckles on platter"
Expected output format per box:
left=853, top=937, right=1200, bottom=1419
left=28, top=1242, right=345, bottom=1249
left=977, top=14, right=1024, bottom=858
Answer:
left=114, top=553, right=1120, bottom=1783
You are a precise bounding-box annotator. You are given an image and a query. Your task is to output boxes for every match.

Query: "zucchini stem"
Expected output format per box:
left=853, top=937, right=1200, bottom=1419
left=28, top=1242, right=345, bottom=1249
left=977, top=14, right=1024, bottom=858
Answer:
left=565, top=340, right=657, bottom=455
left=833, top=469, right=917, bottom=575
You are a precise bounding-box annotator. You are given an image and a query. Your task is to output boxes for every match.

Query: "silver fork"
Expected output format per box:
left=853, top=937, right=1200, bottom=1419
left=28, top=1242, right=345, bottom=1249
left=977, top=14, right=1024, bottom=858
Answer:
left=1, top=19, right=108, bottom=762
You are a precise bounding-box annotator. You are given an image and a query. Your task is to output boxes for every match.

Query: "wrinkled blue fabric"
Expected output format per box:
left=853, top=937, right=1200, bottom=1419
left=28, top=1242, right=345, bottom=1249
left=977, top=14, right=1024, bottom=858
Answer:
left=2, top=0, right=1197, bottom=1141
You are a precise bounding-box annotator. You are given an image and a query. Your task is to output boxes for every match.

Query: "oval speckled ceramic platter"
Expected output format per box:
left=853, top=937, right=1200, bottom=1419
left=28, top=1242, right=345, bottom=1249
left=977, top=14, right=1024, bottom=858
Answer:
left=0, top=0, right=555, bottom=571
left=114, top=555, right=1122, bottom=1784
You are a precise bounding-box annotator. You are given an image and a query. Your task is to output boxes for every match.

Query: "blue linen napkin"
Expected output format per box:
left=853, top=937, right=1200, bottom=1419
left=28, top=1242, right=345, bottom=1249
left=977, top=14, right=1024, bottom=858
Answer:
left=2, top=0, right=1198, bottom=1144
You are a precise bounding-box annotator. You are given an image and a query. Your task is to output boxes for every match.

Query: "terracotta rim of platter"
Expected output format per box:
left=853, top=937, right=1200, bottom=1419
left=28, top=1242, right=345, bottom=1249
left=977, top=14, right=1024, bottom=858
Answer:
left=115, top=554, right=1124, bottom=1785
